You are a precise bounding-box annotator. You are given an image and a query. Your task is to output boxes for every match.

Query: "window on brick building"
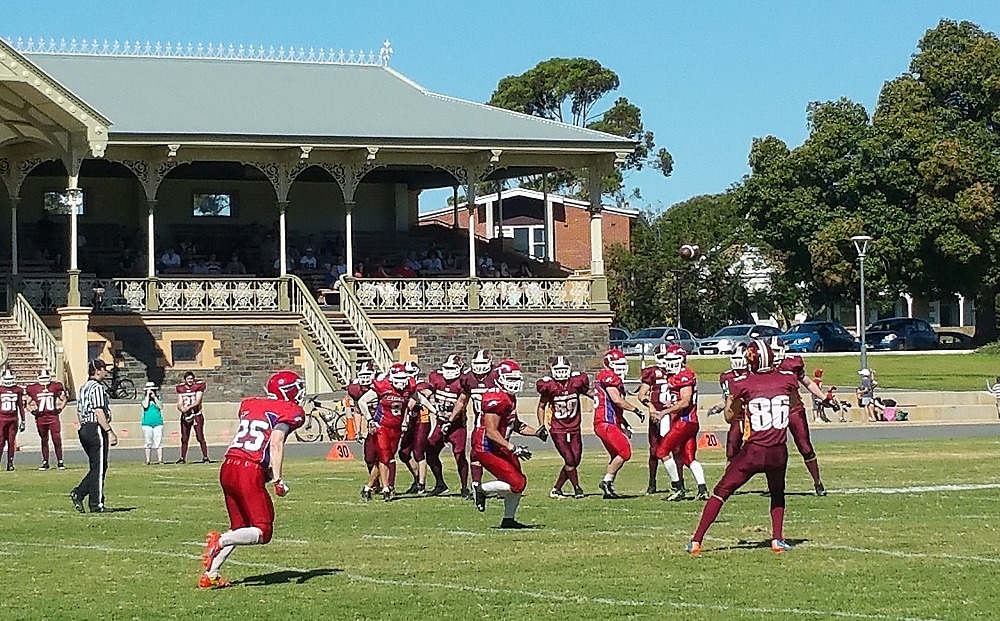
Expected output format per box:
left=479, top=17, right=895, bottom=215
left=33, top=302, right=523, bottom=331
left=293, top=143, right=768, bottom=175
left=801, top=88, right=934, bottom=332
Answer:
left=171, top=340, right=203, bottom=364
left=502, top=225, right=546, bottom=259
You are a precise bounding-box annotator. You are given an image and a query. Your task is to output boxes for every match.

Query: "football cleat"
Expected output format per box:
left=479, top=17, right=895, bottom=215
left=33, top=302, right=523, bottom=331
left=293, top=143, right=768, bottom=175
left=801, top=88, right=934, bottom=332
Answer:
left=382, top=489, right=393, bottom=503
left=473, top=484, right=487, bottom=512
left=815, top=482, right=827, bottom=497
left=573, top=486, right=585, bottom=499
left=202, top=457, right=214, bottom=464
left=416, top=483, right=427, bottom=495
left=598, top=480, right=618, bottom=499
left=6, top=463, right=14, bottom=471
left=39, top=461, right=50, bottom=471
left=175, top=458, right=186, bottom=464
left=771, top=539, right=794, bottom=553
left=69, top=490, right=85, bottom=514
left=686, top=541, right=702, bottom=556
left=428, top=483, right=449, bottom=497
left=665, top=488, right=688, bottom=502
left=202, top=531, right=222, bottom=572
left=499, top=518, right=532, bottom=529
left=403, top=482, right=420, bottom=495
left=198, top=574, right=231, bottom=589
left=549, top=488, right=564, bottom=499
left=696, top=485, right=710, bottom=501
left=645, top=484, right=657, bottom=496
left=460, top=487, right=473, bottom=501
left=57, top=461, right=66, bottom=470
left=360, top=487, right=372, bottom=502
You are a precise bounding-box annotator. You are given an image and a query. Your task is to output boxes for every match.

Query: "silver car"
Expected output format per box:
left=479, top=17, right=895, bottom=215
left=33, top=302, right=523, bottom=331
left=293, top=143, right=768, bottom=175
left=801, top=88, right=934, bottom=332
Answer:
left=697, top=324, right=783, bottom=355
left=621, top=326, right=699, bottom=356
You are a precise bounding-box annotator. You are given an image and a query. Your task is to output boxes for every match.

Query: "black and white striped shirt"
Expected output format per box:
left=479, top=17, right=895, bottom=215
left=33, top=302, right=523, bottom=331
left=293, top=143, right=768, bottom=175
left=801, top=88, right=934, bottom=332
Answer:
left=77, top=379, right=111, bottom=425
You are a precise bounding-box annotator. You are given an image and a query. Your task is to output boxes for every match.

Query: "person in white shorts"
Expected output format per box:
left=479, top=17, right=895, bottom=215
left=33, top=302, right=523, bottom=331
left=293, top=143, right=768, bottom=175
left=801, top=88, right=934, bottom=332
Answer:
left=141, top=381, right=164, bottom=464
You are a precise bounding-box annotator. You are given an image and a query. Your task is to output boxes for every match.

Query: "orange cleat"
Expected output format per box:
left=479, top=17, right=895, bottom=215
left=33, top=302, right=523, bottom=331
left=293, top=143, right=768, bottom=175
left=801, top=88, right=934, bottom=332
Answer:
left=198, top=574, right=231, bottom=589
left=771, top=539, right=794, bottom=554
left=686, top=541, right=702, bottom=556
left=202, top=531, right=222, bottom=572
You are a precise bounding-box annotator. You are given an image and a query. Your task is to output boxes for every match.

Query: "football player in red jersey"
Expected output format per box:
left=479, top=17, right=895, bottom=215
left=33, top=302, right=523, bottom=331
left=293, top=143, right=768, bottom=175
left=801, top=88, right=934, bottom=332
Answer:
left=176, top=371, right=212, bottom=464
left=651, top=345, right=710, bottom=501
left=688, top=339, right=797, bottom=556
left=25, top=369, right=68, bottom=470
left=535, top=356, right=590, bottom=499
left=358, top=363, right=434, bottom=502
left=449, top=349, right=496, bottom=501
left=347, top=362, right=377, bottom=476
left=471, top=359, right=547, bottom=528
left=593, top=349, right=646, bottom=499
left=200, top=370, right=307, bottom=588
left=770, top=336, right=829, bottom=496
left=398, top=361, right=432, bottom=494
left=425, top=355, right=469, bottom=496
left=637, top=344, right=686, bottom=495
left=0, top=370, right=25, bottom=471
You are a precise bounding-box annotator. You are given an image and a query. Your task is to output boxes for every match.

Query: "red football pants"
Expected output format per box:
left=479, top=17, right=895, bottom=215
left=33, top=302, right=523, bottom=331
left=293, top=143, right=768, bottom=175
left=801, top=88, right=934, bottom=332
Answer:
left=472, top=446, right=526, bottom=494
left=594, top=422, right=632, bottom=462
left=655, top=420, right=699, bottom=464
left=220, top=458, right=274, bottom=543
left=375, top=426, right=403, bottom=465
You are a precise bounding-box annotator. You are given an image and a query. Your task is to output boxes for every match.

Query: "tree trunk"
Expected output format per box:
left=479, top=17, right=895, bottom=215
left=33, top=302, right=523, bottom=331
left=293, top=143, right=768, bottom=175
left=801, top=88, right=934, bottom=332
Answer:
left=973, top=287, right=998, bottom=345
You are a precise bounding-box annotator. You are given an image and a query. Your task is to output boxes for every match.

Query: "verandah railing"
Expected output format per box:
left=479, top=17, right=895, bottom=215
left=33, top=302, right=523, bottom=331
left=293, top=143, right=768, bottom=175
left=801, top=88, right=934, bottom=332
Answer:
left=353, top=277, right=593, bottom=312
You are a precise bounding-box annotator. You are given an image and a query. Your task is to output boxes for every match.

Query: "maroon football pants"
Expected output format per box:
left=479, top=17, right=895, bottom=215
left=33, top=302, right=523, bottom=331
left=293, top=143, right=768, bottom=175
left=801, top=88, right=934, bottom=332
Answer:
left=180, top=413, right=209, bottom=460
left=713, top=442, right=787, bottom=504
left=0, top=417, right=18, bottom=465
left=426, top=422, right=469, bottom=489
left=36, top=415, right=63, bottom=463
left=551, top=430, right=583, bottom=468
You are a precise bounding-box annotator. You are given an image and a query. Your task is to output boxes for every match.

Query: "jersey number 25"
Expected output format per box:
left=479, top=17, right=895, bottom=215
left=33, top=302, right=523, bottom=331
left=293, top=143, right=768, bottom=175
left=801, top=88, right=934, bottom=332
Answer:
left=230, top=419, right=269, bottom=451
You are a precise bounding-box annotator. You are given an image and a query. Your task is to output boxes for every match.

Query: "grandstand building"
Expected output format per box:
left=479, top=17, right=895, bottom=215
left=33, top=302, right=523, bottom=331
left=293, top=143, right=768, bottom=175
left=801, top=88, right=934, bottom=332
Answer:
left=0, top=37, right=635, bottom=398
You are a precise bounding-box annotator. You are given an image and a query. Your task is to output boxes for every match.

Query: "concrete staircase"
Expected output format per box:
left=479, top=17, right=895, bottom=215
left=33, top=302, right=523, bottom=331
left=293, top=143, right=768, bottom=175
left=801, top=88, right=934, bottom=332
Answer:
left=0, top=316, right=48, bottom=381
left=322, top=312, right=375, bottom=369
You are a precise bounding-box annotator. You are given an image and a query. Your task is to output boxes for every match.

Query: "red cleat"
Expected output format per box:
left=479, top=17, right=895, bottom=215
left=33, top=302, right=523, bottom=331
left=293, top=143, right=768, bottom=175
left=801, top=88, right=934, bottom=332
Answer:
left=198, top=574, right=231, bottom=589
left=202, top=531, right=222, bottom=572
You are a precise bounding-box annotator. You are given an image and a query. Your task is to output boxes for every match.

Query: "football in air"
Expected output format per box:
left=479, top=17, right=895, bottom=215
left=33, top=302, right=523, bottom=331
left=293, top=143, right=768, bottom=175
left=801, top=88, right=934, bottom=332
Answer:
left=679, top=244, right=699, bottom=261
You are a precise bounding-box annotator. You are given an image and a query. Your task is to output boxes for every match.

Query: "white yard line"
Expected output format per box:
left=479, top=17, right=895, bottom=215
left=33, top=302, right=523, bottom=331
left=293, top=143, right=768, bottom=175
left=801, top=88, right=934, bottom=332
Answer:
left=834, top=483, right=1000, bottom=495
left=0, top=540, right=951, bottom=621
left=805, top=543, right=1000, bottom=565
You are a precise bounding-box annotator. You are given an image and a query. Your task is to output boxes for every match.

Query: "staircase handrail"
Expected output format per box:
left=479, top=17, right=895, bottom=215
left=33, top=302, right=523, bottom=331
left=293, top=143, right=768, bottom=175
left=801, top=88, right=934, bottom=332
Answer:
left=286, top=275, right=352, bottom=387
left=10, top=291, right=62, bottom=378
left=338, top=275, right=394, bottom=372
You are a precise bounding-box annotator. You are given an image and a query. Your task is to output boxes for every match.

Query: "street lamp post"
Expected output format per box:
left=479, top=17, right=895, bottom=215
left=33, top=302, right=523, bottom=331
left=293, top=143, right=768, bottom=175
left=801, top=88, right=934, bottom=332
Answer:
left=851, top=235, right=873, bottom=371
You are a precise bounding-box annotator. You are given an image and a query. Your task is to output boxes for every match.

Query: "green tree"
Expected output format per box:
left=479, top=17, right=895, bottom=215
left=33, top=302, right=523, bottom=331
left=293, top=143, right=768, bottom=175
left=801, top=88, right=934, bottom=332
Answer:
left=489, top=58, right=672, bottom=199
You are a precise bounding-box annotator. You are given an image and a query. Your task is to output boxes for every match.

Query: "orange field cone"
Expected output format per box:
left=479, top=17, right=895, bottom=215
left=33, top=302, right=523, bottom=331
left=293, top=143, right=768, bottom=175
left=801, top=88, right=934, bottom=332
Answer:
left=326, top=442, right=355, bottom=461
left=697, top=432, right=722, bottom=450
left=344, top=416, right=357, bottom=441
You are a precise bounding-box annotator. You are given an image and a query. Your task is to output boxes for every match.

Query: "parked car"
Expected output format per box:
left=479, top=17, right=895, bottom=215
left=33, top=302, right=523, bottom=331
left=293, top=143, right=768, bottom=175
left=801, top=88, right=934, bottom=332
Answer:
left=610, top=327, right=631, bottom=350
left=697, top=324, right=782, bottom=355
left=621, top=326, right=699, bottom=356
left=782, top=321, right=859, bottom=353
left=864, top=317, right=938, bottom=350
left=936, top=330, right=975, bottom=350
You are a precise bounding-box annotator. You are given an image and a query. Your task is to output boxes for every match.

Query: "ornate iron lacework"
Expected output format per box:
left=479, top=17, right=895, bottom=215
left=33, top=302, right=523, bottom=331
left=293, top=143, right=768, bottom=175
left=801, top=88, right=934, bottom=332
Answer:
left=8, top=37, right=393, bottom=66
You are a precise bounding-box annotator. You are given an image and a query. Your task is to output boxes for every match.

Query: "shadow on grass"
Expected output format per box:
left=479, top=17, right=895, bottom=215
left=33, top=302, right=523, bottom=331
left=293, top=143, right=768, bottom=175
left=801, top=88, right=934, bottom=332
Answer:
left=237, top=568, right=342, bottom=586
left=715, top=538, right=810, bottom=551
left=732, top=490, right=818, bottom=498
left=100, top=507, right=137, bottom=513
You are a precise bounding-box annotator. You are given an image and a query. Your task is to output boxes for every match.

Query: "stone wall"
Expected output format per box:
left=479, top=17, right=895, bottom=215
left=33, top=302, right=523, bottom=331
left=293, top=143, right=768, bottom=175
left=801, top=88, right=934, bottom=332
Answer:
left=379, top=316, right=610, bottom=378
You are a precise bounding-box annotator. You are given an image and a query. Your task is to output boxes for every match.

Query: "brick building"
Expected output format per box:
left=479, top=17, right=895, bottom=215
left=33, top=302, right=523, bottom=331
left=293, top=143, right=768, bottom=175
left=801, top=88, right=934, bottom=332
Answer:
left=419, top=187, right=637, bottom=272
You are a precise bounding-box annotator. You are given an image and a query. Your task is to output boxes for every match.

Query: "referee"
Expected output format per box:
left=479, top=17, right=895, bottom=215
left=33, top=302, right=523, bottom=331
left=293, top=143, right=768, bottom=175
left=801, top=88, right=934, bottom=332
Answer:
left=70, top=359, right=118, bottom=513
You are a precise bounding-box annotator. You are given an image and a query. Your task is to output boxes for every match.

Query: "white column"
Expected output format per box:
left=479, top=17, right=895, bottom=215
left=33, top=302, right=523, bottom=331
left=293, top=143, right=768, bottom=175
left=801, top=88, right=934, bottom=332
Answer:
left=452, top=186, right=459, bottom=229
left=278, top=200, right=288, bottom=277
left=588, top=169, right=604, bottom=276
left=9, top=197, right=19, bottom=275
left=543, top=174, right=554, bottom=262
left=484, top=199, right=494, bottom=240
left=146, top=200, right=156, bottom=277
left=466, top=178, right=477, bottom=278
left=345, top=201, right=355, bottom=276
left=958, top=294, right=966, bottom=328
left=68, top=175, right=80, bottom=272
left=903, top=293, right=914, bottom=318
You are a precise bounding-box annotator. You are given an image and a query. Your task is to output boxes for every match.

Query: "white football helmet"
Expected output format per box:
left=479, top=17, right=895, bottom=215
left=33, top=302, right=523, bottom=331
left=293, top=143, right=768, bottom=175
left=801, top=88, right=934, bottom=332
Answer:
left=403, top=361, right=420, bottom=378
left=495, top=359, right=524, bottom=395
left=1, top=370, right=14, bottom=387
left=441, top=355, right=463, bottom=381
left=729, top=348, right=748, bottom=372
left=471, top=349, right=492, bottom=375
left=767, top=336, right=787, bottom=362
left=38, top=369, right=52, bottom=384
left=388, top=363, right=410, bottom=391
left=356, top=361, right=376, bottom=386
left=550, top=356, right=571, bottom=382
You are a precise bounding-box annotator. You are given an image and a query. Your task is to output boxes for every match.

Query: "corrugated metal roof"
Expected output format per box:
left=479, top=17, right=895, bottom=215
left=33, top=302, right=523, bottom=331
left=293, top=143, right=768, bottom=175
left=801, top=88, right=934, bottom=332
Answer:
left=24, top=53, right=633, bottom=146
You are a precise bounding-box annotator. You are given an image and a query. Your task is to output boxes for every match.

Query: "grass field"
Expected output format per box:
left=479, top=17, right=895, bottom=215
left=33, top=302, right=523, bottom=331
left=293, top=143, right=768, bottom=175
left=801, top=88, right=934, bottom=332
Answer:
left=5, top=439, right=1000, bottom=621
left=631, top=352, right=1000, bottom=392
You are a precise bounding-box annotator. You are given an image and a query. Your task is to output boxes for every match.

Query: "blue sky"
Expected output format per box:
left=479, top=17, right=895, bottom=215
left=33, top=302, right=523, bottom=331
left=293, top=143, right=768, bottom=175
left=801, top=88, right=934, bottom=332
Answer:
left=7, top=1, right=999, bottom=212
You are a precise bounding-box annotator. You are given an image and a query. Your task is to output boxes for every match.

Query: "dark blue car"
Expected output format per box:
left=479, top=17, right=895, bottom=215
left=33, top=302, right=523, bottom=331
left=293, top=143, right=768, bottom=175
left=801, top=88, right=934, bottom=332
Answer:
left=783, top=321, right=859, bottom=353
left=865, top=317, right=938, bottom=351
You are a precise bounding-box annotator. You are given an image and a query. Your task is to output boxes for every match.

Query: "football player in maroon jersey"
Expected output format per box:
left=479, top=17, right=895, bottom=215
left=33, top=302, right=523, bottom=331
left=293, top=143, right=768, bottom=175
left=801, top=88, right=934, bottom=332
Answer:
left=637, top=344, right=686, bottom=495
left=769, top=336, right=829, bottom=496
left=0, top=370, right=25, bottom=471
left=425, top=355, right=468, bottom=496
left=593, top=349, right=646, bottom=499
left=705, top=350, right=750, bottom=462
left=650, top=345, right=709, bottom=501
left=176, top=371, right=211, bottom=464
left=471, top=359, right=547, bottom=528
left=200, top=370, right=307, bottom=588
left=347, top=362, right=377, bottom=476
left=398, top=361, right=432, bottom=494
left=449, top=349, right=496, bottom=501
left=536, top=356, right=590, bottom=498
left=688, top=339, right=796, bottom=555
left=25, top=369, right=68, bottom=470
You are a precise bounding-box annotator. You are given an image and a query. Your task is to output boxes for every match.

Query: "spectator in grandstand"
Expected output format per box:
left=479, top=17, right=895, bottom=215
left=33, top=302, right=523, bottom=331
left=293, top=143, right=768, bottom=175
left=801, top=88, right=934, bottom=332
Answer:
left=393, top=257, right=418, bottom=278
left=178, top=239, right=197, bottom=260
left=333, top=255, right=348, bottom=276
left=191, top=258, right=210, bottom=274
left=159, top=248, right=182, bottom=272
left=224, top=253, right=246, bottom=275
left=353, top=261, right=366, bottom=278
left=498, top=261, right=512, bottom=278
left=370, top=260, right=390, bottom=278
left=205, top=253, right=222, bottom=274
left=299, top=247, right=318, bottom=270
left=323, top=263, right=341, bottom=288
left=443, top=252, right=459, bottom=272
left=273, top=254, right=295, bottom=274
left=406, top=252, right=423, bottom=272
left=421, top=251, right=443, bottom=273
left=515, top=261, right=535, bottom=277
left=141, top=382, right=164, bottom=465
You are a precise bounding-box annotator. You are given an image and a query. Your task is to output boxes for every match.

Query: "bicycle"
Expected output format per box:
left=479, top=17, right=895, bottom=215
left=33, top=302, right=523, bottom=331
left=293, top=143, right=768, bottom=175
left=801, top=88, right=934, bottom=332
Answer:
left=294, top=396, right=349, bottom=443
left=101, top=364, right=137, bottom=400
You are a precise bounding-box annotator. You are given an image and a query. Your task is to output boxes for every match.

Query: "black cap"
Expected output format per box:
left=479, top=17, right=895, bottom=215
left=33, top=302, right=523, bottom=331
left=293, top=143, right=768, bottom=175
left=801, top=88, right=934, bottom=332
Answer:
left=88, top=359, right=107, bottom=375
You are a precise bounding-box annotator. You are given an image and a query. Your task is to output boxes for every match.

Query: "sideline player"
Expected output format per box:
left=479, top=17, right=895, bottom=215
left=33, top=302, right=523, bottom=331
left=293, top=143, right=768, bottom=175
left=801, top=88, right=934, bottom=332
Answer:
left=706, top=351, right=750, bottom=462
left=637, top=345, right=685, bottom=495
left=398, top=361, right=432, bottom=494
left=0, top=370, right=25, bottom=471
left=347, top=362, right=377, bottom=476
left=471, top=359, right=547, bottom=528
left=176, top=371, right=212, bottom=464
left=651, top=345, right=709, bottom=501
left=200, top=370, right=306, bottom=588
left=687, top=339, right=796, bottom=555
left=535, top=356, right=589, bottom=498
left=25, top=369, right=67, bottom=470
left=425, top=355, right=468, bottom=496
left=593, top=349, right=645, bottom=499
left=770, top=337, right=829, bottom=496
left=449, top=349, right=496, bottom=500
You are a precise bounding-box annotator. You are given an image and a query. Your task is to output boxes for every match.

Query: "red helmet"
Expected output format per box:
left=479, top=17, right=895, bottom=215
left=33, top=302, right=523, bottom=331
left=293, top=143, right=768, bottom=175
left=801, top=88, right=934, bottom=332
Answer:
left=745, top=339, right=776, bottom=374
left=356, top=361, right=376, bottom=386
left=388, top=363, right=410, bottom=391
left=266, top=370, right=305, bottom=404
left=603, top=349, right=629, bottom=381
left=441, top=354, right=464, bottom=381
left=495, top=359, right=524, bottom=394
